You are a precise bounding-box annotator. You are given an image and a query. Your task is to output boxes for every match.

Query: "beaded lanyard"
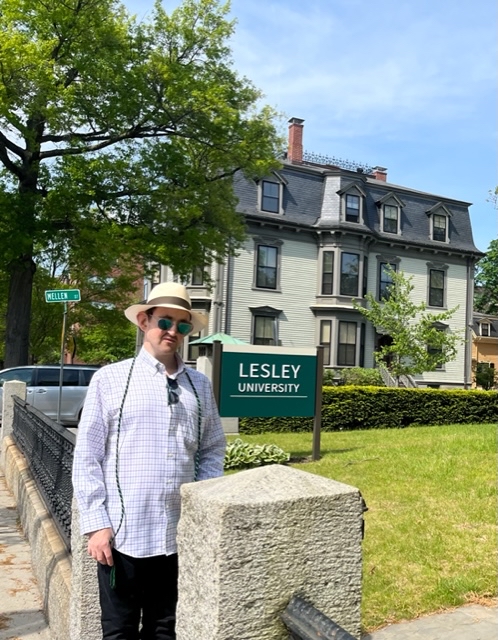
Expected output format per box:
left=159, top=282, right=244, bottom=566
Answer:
left=109, top=357, right=202, bottom=588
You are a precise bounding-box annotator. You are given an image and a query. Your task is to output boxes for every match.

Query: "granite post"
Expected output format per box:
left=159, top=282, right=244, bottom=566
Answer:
left=0, top=380, right=26, bottom=466
left=69, top=497, right=102, bottom=640
left=176, top=464, right=364, bottom=640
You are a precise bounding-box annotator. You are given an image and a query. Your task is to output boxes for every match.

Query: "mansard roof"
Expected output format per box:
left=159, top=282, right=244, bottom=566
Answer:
left=233, top=161, right=482, bottom=256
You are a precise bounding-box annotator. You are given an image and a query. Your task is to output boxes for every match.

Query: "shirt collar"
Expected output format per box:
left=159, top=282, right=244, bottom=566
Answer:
left=137, top=347, right=185, bottom=379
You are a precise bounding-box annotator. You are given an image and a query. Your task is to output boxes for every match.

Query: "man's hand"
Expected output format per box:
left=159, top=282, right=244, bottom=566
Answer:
left=87, top=528, right=114, bottom=566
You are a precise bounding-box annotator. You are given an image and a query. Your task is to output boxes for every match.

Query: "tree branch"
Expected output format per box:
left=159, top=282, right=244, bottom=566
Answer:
left=0, top=134, right=25, bottom=179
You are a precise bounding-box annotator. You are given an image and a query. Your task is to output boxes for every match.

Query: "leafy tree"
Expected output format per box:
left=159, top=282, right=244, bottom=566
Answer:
left=353, top=267, right=463, bottom=386
left=0, top=0, right=282, bottom=366
left=474, top=237, right=498, bottom=314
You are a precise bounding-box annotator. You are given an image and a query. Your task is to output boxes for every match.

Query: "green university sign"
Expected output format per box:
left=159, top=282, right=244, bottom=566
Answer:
left=218, top=345, right=317, bottom=417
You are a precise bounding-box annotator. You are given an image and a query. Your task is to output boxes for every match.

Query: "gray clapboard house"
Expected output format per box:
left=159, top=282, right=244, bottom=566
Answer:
left=155, top=118, right=482, bottom=388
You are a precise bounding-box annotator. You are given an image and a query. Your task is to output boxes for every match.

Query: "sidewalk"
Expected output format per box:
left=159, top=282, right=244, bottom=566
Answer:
left=0, top=471, right=52, bottom=640
left=0, top=469, right=496, bottom=640
left=363, top=603, right=498, bottom=640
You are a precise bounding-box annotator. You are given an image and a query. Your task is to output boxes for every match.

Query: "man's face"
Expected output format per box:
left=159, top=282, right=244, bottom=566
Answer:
left=138, top=307, right=192, bottom=364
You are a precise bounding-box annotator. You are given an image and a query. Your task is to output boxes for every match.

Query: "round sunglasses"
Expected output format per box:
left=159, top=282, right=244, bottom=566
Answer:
left=151, top=315, right=194, bottom=336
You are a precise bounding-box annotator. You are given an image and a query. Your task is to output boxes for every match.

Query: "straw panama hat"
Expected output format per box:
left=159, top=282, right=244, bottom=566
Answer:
left=125, top=282, right=208, bottom=333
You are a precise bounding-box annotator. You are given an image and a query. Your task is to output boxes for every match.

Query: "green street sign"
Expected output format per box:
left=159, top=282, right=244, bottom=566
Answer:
left=218, top=345, right=317, bottom=417
left=45, top=289, right=81, bottom=303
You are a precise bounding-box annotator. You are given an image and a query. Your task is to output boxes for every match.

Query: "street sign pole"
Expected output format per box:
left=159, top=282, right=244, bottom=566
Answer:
left=57, top=302, right=68, bottom=424
left=45, top=289, right=80, bottom=424
left=312, top=346, right=324, bottom=462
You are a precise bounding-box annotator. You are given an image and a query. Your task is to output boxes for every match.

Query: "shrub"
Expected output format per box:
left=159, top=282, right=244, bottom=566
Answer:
left=239, top=387, right=498, bottom=434
left=339, top=367, right=384, bottom=386
left=224, top=438, right=290, bottom=470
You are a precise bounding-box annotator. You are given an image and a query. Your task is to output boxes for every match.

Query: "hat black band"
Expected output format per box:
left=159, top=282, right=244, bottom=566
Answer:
left=147, top=295, right=191, bottom=311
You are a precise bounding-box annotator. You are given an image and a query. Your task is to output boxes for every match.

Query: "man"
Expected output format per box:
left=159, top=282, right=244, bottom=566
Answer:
left=72, top=282, right=226, bottom=640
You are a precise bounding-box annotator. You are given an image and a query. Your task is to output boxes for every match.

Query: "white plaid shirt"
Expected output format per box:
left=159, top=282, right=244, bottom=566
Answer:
left=72, top=348, right=226, bottom=558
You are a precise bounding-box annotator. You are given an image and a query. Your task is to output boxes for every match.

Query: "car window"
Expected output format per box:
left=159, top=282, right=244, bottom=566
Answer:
left=62, top=369, right=80, bottom=386
left=36, top=368, right=61, bottom=387
left=35, top=367, right=95, bottom=387
left=0, top=368, right=33, bottom=386
left=81, top=369, right=98, bottom=385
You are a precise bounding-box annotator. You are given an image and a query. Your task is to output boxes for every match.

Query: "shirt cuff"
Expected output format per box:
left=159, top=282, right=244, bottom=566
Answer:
left=77, top=506, right=112, bottom=536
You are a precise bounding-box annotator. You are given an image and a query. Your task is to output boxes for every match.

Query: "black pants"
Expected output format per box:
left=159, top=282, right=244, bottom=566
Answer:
left=97, top=550, right=178, bottom=640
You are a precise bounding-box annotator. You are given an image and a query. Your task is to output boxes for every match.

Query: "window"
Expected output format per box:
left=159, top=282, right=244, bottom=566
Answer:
left=321, top=251, right=334, bottom=295
left=261, top=181, right=280, bottom=213
left=253, top=316, right=276, bottom=345
left=0, top=368, right=33, bottom=386
left=320, top=320, right=332, bottom=365
left=187, top=332, right=202, bottom=360
left=340, top=253, right=359, bottom=296
left=337, top=321, right=357, bottom=366
left=377, top=193, right=404, bottom=234
left=345, top=194, right=360, bottom=222
left=480, top=323, right=490, bottom=337
left=379, top=262, right=397, bottom=300
left=429, top=269, right=445, bottom=307
left=359, top=323, right=366, bottom=368
left=383, top=205, right=398, bottom=234
left=339, top=185, right=366, bottom=224
left=432, top=214, right=447, bottom=242
left=427, top=329, right=444, bottom=370
left=363, top=256, right=368, bottom=297
left=256, top=245, right=278, bottom=289
left=191, top=267, right=204, bottom=286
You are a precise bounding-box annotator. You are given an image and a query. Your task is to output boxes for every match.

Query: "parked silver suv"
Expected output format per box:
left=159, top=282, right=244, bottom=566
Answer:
left=0, top=364, right=99, bottom=425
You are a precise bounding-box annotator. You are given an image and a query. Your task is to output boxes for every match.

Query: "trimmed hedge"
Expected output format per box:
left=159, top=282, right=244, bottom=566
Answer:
left=239, top=386, right=498, bottom=434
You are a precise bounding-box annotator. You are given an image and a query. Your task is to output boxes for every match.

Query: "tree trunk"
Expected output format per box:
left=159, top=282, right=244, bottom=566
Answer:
left=4, top=254, right=36, bottom=367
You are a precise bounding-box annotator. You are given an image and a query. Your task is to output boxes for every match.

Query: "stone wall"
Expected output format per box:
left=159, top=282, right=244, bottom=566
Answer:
left=2, top=436, right=71, bottom=640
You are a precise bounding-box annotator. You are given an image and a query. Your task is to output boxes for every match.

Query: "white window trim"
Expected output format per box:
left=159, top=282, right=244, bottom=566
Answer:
left=249, top=305, right=282, bottom=346
left=338, top=183, right=366, bottom=224
left=376, top=193, right=405, bottom=236
left=257, top=172, right=287, bottom=215
left=480, top=322, right=491, bottom=337
left=426, top=203, right=452, bottom=243
left=427, top=261, right=449, bottom=309
left=252, top=236, right=283, bottom=292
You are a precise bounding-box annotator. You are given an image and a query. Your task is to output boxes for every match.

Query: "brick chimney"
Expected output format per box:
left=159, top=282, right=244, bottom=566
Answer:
left=287, top=117, right=304, bottom=163
left=371, top=166, right=387, bottom=182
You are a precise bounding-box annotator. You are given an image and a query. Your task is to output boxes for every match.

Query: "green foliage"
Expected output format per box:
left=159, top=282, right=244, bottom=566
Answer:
left=475, top=236, right=498, bottom=314
left=240, top=386, right=498, bottom=434
left=474, top=363, right=497, bottom=390
left=322, top=368, right=339, bottom=385
left=224, top=438, right=290, bottom=470
left=339, top=367, right=384, bottom=386
left=353, top=267, right=463, bottom=384
left=0, top=0, right=284, bottom=365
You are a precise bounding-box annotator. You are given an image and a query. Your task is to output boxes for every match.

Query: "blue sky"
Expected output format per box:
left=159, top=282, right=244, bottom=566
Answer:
left=123, top=0, right=496, bottom=253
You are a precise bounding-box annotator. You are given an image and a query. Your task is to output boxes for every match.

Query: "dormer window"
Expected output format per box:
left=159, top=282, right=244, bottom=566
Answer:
left=432, top=213, right=447, bottom=242
left=480, top=322, right=490, bottom=337
left=426, top=203, right=451, bottom=243
left=383, top=205, right=398, bottom=234
left=338, top=183, right=366, bottom=224
left=346, top=194, right=360, bottom=222
left=377, top=193, right=404, bottom=235
left=258, top=173, right=286, bottom=214
left=261, top=181, right=279, bottom=213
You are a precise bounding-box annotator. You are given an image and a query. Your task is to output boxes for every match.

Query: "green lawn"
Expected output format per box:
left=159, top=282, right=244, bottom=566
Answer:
left=229, top=423, right=497, bottom=632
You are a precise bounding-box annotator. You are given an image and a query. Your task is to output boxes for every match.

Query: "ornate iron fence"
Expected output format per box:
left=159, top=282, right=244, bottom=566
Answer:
left=12, top=396, right=76, bottom=551
left=281, top=596, right=357, bottom=640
